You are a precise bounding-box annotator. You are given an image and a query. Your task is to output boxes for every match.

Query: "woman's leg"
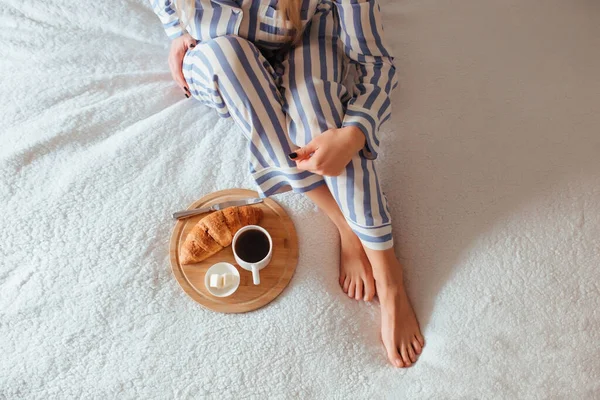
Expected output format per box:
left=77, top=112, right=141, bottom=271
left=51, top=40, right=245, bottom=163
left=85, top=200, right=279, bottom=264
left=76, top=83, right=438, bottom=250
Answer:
left=184, top=35, right=378, bottom=299
left=304, top=185, right=375, bottom=301
left=183, top=35, right=326, bottom=196
left=274, top=5, right=377, bottom=303
left=279, top=4, right=424, bottom=367
left=363, top=247, right=425, bottom=368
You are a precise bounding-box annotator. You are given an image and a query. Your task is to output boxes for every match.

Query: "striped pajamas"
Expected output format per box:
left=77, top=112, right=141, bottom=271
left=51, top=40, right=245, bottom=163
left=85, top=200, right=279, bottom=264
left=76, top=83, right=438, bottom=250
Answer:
left=151, top=0, right=398, bottom=250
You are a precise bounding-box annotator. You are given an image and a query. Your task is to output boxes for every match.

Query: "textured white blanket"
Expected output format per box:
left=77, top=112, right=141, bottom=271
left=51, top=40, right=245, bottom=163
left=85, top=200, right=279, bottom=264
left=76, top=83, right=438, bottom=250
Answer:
left=1, top=0, right=599, bottom=398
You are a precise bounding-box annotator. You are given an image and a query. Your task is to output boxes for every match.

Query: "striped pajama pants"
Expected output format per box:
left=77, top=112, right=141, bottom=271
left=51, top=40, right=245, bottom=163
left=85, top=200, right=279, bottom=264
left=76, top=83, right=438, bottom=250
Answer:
left=182, top=4, right=393, bottom=250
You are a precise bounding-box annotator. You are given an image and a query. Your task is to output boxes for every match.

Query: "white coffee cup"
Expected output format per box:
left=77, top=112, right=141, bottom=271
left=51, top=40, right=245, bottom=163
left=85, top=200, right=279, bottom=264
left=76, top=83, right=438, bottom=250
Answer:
left=232, top=225, right=272, bottom=285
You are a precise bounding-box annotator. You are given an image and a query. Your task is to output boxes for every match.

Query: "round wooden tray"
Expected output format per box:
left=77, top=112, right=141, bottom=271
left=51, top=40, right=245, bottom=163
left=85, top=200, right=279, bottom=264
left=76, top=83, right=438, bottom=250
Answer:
left=169, top=189, right=298, bottom=313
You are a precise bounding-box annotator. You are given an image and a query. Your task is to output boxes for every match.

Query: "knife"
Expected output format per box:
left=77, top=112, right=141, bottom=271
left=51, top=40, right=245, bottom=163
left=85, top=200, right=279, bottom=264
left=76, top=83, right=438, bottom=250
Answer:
left=172, top=198, right=263, bottom=220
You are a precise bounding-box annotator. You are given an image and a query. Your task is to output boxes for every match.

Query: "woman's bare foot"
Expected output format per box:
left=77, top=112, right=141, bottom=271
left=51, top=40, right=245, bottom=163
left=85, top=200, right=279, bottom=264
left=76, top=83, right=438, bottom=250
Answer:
left=376, top=261, right=425, bottom=368
left=302, top=184, right=423, bottom=365
left=338, top=227, right=376, bottom=301
left=302, top=185, right=375, bottom=301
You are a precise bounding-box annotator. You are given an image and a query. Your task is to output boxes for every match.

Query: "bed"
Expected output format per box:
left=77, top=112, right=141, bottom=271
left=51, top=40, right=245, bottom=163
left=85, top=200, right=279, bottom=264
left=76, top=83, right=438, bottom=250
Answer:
left=1, top=0, right=599, bottom=397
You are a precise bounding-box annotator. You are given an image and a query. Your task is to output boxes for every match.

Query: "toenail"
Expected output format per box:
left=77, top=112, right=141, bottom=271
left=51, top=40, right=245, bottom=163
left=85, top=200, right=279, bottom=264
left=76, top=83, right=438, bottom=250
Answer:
left=394, top=359, right=402, bottom=368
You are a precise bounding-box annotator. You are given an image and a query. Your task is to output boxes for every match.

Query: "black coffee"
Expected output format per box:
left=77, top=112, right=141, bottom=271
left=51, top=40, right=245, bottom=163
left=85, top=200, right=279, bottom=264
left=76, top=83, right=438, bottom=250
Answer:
left=235, top=229, right=270, bottom=263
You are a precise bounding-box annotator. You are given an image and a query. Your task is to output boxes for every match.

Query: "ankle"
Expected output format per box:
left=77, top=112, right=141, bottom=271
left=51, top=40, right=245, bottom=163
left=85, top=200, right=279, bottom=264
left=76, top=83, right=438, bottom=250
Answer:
left=335, top=220, right=355, bottom=238
left=373, top=258, right=403, bottom=284
left=376, top=274, right=402, bottom=290
left=378, top=285, right=400, bottom=307
left=377, top=278, right=408, bottom=306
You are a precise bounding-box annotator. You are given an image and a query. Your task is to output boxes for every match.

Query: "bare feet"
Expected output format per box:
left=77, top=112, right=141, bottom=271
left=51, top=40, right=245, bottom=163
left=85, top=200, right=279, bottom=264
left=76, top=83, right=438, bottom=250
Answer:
left=376, top=259, right=425, bottom=368
left=338, top=227, right=376, bottom=301
left=302, top=185, right=375, bottom=301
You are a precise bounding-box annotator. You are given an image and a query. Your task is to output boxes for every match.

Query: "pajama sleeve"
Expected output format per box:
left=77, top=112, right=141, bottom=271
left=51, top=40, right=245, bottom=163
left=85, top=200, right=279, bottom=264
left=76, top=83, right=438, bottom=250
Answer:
left=334, top=0, right=398, bottom=160
left=150, top=0, right=185, bottom=39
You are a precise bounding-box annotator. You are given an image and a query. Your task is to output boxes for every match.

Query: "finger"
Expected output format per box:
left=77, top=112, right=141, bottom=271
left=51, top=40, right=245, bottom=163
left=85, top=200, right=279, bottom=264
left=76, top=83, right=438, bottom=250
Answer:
left=295, top=157, right=318, bottom=173
left=185, top=35, right=197, bottom=49
left=289, top=140, right=318, bottom=160
left=170, top=58, right=190, bottom=97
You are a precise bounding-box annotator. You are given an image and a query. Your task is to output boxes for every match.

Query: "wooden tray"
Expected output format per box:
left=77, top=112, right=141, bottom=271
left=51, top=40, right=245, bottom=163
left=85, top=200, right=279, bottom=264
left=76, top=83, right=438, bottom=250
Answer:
left=169, top=189, right=298, bottom=313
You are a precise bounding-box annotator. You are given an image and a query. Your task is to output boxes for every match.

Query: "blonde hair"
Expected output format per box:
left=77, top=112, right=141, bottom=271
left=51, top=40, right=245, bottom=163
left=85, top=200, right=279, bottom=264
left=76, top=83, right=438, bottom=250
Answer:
left=175, top=0, right=303, bottom=42
left=278, top=0, right=303, bottom=42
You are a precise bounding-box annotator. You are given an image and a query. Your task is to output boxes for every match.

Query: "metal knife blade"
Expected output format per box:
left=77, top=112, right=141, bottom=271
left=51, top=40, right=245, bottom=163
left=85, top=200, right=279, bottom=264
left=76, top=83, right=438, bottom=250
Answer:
left=211, top=198, right=263, bottom=211
left=172, top=198, right=263, bottom=220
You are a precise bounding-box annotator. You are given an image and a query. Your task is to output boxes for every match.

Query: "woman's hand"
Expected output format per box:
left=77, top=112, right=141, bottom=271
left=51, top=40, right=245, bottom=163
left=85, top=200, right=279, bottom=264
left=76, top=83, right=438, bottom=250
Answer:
left=169, top=33, right=197, bottom=97
left=290, top=126, right=366, bottom=176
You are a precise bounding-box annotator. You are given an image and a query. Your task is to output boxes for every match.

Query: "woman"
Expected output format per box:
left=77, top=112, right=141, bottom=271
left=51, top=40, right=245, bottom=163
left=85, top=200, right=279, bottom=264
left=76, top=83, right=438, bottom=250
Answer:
left=151, top=0, right=424, bottom=367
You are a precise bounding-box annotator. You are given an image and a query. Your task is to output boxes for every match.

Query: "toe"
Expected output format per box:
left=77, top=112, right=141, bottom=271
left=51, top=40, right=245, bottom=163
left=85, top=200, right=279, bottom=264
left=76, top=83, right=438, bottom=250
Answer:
left=363, top=279, right=376, bottom=301
left=412, top=338, right=422, bottom=355
left=339, top=273, right=346, bottom=288
left=416, top=333, right=425, bottom=347
left=355, top=280, right=363, bottom=301
left=385, top=342, right=403, bottom=368
left=408, top=345, right=417, bottom=363
left=348, top=281, right=356, bottom=298
left=400, top=345, right=412, bottom=367
left=343, top=276, right=350, bottom=293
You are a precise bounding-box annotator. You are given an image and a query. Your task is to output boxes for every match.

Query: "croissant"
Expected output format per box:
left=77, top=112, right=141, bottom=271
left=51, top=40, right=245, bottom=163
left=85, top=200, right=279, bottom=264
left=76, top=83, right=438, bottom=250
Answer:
left=179, top=205, right=263, bottom=264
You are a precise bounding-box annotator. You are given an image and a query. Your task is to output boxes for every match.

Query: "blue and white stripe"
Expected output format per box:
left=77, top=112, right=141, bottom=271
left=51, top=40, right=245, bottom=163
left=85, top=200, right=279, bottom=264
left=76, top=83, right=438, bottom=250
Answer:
left=151, top=0, right=185, bottom=39
left=152, top=0, right=397, bottom=250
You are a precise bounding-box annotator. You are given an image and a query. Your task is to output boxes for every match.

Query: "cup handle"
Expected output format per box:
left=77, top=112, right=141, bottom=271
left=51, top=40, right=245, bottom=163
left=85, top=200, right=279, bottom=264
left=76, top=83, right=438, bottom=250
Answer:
left=251, top=264, right=260, bottom=285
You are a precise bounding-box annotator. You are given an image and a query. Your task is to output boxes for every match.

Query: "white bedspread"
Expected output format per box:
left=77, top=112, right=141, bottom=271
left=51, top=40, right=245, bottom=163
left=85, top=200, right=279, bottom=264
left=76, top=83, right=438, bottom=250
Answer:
left=1, top=0, right=599, bottom=398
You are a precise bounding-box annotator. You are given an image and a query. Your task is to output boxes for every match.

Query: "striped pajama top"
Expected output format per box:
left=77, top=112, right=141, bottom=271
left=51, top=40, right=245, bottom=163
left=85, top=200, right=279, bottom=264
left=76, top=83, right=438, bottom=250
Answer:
left=150, top=0, right=397, bottom=160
